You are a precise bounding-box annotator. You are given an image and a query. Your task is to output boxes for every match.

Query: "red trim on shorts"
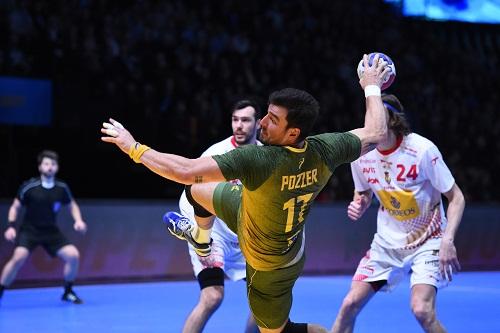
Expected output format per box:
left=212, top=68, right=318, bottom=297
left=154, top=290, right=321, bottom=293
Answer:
left=353, top=274, right=368, bottom=281
left=377, top=135, right=403, bottom=155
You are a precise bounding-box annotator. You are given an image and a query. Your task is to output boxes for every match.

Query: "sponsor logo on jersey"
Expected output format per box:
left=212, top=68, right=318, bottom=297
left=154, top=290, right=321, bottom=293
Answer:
left=377, top=189, right=420, bottom=221
left=362, top=167, right=376, bottom=174
left=298, top=158, right=305, bottom=170
left=402, top=146, right=418, bottom=157
left=53, top=201, right=62, bottom=213
left=425, top=259, right=439, bottom=267
left=384, top=171, right=391, bottom=184
left=380, top=160, right=392, bottom=169
left=390, top=196, right=401, bottom=209
left=403, top=145, right=418, bottom=154
left=367, top=178, right=379, bottom=184
left=359, top=158, right=376, bottom=164
left=281, top=169, right=318, bottom=191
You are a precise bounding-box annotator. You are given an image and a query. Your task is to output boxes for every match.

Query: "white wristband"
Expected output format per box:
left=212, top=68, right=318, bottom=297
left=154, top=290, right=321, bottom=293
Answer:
left=364, top=85, right=381, bottom=98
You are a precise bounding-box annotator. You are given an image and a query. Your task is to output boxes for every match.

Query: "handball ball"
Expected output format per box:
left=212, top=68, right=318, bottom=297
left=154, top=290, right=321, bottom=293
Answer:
left=357, top=52, right=396, bottom=91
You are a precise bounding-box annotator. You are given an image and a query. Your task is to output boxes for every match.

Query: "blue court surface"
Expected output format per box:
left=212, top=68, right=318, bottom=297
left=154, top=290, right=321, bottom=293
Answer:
left=1, top=272, right=499, bottom=332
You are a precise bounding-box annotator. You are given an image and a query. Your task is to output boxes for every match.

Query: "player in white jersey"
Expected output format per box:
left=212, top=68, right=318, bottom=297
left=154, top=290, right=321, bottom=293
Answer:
left=177, top=99, right=261, bottom=333
left=332, top=94, right=465, bottom=333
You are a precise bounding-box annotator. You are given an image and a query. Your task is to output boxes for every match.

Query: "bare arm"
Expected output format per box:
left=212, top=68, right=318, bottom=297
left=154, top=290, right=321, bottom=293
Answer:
left=69, top=200, right=84, bottom=222
left=350, top=54, right=390, bottom=156
left=4, top=198, right=22, bottom=242
left=69, top=199, right=87, bottom=233
left=439, top=183, right=465, bottom=281
left=139, top=150, right=225, bottom=184
left=100, top=119, right=226, bottom=185
left=7, top=198, right=21, bottom=225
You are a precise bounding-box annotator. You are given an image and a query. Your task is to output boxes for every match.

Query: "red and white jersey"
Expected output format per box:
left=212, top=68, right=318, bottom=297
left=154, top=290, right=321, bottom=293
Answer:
left=179, top=136, right=262, bottom=241
left=351, top=133, right=455, bottom=250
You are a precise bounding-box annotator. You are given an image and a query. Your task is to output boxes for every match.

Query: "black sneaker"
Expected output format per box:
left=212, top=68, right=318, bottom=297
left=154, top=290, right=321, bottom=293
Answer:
left=62, top=290, right=83, bottom=304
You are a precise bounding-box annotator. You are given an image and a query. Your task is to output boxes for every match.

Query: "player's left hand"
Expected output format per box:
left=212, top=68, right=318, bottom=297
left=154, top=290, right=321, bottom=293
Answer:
left=101, top=118, right=136, bottom=155
left=74, top=220, right=87, bottom=234
left=438, top=238, right=461, bottom=281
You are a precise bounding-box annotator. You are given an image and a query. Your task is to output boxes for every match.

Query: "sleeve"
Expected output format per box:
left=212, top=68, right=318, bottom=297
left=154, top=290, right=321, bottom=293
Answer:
left=351, top=161, right=370, bottom=192
left=201, top=142, right=222, bottom=157
left=59, top=182, right=73, bottom=204
left=421, top=145, right=455, bottom=193
left=16, top=182, right=28, bottom=205
left=309, top=132, right=362, bottom=172
left=212, top=145, right=276, bottom=190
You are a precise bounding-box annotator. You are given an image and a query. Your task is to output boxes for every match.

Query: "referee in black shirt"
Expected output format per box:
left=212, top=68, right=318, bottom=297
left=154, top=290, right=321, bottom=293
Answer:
left=0, top=150, right=87, bottom=304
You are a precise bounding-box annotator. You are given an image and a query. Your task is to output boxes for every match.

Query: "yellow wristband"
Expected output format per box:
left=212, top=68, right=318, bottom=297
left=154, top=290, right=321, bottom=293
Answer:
left=128, top=142, right=151, bottom=163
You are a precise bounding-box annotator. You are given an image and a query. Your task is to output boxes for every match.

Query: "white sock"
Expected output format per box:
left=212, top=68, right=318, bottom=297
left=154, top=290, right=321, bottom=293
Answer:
left=190, top=225, right=212, bottom=244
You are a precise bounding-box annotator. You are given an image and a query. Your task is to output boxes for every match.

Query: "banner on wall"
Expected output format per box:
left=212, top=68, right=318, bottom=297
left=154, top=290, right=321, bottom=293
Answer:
left=0, top=76, right=52, bottom=126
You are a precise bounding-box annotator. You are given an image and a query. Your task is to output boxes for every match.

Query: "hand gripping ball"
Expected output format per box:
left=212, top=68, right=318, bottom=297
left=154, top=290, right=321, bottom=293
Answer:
left=357, top=52, right=396, bottom=91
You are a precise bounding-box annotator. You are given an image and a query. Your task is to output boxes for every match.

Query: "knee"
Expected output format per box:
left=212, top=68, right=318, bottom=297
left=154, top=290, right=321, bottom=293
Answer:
left=65, top=247, right=80, bottom=263
left=11, top=254, right=28, bottom=268
left=411, top=299, right=435, bottom=324
left=200, top=286, right=224, bottom=310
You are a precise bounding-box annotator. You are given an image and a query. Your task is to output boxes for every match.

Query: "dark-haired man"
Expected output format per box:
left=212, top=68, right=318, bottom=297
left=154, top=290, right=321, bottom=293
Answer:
left=176, top=99, right=261, bottom=333
left=332, top=94, right=465, bottom=333
left=102, top=54, right=390, bottom=332
left=0, top=150, right=87, bottom=304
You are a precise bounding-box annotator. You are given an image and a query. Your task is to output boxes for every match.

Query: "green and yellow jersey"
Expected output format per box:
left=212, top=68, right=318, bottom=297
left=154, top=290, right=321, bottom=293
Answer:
left=212, top=132, right=361, bottom=270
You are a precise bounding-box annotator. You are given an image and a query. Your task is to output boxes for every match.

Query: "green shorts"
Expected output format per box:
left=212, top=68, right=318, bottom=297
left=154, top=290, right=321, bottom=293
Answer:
left=213, top=182, right=241, bottom=235
left=213, top=182, right=306, bottom=329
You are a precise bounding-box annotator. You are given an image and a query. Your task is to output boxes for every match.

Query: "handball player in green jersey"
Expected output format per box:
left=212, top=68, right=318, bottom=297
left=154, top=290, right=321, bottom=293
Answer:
left=102, top=54, right=391, bottom=333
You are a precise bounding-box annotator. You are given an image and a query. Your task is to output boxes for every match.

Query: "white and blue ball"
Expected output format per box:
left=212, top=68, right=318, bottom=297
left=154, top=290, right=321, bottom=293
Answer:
left=357, top=52, right=396, bottom=91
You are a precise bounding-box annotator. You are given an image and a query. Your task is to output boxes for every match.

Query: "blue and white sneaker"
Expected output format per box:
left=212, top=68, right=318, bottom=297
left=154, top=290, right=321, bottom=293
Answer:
left=163, top=211, right=212, bottom=257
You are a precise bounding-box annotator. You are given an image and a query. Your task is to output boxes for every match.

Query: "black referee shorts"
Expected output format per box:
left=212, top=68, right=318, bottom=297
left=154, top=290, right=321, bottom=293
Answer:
left=16, top=225, right=72, bottom=257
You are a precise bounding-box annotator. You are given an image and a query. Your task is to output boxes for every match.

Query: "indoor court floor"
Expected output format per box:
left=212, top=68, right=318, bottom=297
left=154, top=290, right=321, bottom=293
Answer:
left=0, top=272, right=498, bottom=332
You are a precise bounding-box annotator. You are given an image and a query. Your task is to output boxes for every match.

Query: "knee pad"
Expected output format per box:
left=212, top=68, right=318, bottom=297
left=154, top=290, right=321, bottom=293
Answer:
left=197, top=267, right=225, bottom=290
left=281, top=320, right=308, bottom=333
left=185, top=185, right=213, bottom=218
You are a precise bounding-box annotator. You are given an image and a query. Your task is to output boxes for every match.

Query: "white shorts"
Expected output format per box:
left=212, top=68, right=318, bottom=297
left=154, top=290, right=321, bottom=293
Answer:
left=180, top=192, right=246, bottom=281
left=352, top=237, right=448, bottom=291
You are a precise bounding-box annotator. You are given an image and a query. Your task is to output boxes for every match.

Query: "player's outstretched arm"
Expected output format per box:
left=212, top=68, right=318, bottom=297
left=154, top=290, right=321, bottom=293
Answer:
left=439, top=183, right=465, bottom=281
left=101, top=119, right=226, bottom=185
left=350, top=54, right=390, bottom=156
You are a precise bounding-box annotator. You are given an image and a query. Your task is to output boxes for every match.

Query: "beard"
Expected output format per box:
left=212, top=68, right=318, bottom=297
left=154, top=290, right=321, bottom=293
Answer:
left=258, top=131, right=270, bottom=145
left=41, top=170, right=56, bottom=178
left=234, top=134, right=252, bottom=145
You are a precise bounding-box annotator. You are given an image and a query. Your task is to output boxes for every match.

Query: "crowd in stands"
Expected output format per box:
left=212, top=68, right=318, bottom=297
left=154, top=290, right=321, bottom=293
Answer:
left=1, top=0, right=498, bottom=201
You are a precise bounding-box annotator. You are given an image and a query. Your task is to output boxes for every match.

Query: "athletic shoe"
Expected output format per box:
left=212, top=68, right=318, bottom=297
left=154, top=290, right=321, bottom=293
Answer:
left=62, top=290, right=83, bottom=304
left=163, top=211, right=212, bottom=257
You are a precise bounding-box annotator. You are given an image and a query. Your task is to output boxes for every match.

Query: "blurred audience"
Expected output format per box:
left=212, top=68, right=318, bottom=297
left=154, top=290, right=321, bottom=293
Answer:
left=0, top=0, right=497, bottom=201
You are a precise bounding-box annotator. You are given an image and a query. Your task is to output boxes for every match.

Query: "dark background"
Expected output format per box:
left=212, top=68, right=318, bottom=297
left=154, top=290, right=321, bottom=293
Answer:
left=1, top=0, right=498, bottom=202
